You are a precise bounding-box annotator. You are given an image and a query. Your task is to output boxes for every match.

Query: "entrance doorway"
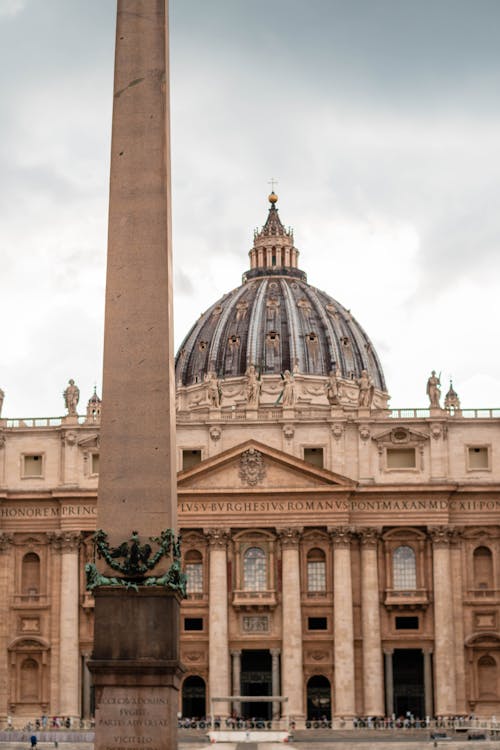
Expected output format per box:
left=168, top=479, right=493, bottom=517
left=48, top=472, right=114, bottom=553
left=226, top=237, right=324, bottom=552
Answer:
left=182, top=675, right=206, bottom=719
left=393, top=649, right=425, bottom=718
left=306, top=675, right=331, bottom=720
left=240, top=650, right=272, bottom=720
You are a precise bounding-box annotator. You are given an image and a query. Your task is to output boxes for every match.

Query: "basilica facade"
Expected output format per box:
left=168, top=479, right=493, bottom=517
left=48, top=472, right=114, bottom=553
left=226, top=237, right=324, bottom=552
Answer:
left=1, top=195, right=500, bottom=725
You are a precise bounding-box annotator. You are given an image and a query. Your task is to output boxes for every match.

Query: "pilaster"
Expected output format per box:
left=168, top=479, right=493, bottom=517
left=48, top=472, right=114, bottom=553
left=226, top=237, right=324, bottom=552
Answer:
left=429, top=526, right=456, bottom=716
left=329, top=526, right=356, bottom=718
left=205, top=528, right=230, bottom=718
left=359, top=528, right=384, bottom=716
left=278, top=528, right=304, bottom=722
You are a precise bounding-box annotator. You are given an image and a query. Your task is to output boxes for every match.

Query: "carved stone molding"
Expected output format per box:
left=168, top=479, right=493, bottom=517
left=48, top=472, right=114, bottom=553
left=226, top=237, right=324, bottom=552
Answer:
left=328, top=526, right=355, bottom=547
left=239, top=448, right=266, bottom=486
left=203, top=528, right=230, bottom=548
left=47, top=531, right=82, bottom=552
left=428, top=525, right=454, bottom=548
left=0, top=532, right=13, bottom=551
left=358, top=527, right=382, bottom=547
left=277, top=527, right=302, bottom=548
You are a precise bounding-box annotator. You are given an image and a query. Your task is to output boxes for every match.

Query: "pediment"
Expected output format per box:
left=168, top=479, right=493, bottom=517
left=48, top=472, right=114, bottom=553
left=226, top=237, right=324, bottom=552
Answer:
left=372, top=426, right=428, bottom=445
left=77, top=433, right=100, bottom=449
left=178, top=439, right=356, bottom=492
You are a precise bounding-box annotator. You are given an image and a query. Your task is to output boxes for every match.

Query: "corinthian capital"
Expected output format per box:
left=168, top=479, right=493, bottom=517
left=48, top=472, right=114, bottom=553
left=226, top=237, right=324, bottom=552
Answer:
left=277, top=527, right=302, bottom=548
left=204, top=528, right=230, bottom=548
left=358, top=527, right=381, bottom=547
left=328, top=526, right=355, bottom=547
left=47, top=531, right=82, bottom=552
left=428, top=525, right=454, bottom=548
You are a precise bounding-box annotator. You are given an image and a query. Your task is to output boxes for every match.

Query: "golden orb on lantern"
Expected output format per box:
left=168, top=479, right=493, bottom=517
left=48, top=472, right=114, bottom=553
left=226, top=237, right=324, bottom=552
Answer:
left=268, top=191, right=278, bottom=204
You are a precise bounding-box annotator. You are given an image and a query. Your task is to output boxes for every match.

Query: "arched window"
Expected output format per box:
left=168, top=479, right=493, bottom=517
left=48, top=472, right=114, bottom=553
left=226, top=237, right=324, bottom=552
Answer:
left=473, top=546, right=494, bottom=589
left=306, top=675, right=331, bottom=720
left=478, top=655, right=497, bottom=698
left=20, top=658, right=39, bottom=701
left=185, top=550, right=203, bottom=595
left=393, top=545, right=417, bottom=590
left=21, top=553, right=40, bottom=597
left=243, top=547, right=267, bottom=591
left=182, top=675, right=206, bottom=719
left=307, top=548, right=326, bottom=593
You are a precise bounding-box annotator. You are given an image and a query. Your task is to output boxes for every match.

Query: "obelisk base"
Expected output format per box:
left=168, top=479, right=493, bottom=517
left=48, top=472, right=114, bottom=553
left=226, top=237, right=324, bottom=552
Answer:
left=89, top=588, right=183, bottom=750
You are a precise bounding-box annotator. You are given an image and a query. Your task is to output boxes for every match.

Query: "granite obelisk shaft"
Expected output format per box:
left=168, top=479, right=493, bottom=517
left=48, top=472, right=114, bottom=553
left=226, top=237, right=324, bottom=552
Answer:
left=90, top=4, right=180, bottom=750
left=98, top=0, right=176, bottom=542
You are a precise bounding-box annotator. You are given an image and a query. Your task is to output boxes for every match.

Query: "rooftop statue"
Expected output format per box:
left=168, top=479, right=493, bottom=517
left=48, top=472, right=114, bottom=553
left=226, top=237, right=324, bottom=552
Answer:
left=357, top=369, right=374, bottom=408
left=63, top=379, right=80, bottom=416
left=326, top=368, right=343, bottom=406
left=427, top=370, right=441, bottom=409
left=245, top=364, right=261, bottom=407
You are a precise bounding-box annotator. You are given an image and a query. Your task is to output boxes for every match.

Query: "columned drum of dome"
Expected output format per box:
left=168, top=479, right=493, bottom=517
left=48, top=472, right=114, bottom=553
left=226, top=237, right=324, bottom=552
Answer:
left=175, top=194, right=387, bottom=393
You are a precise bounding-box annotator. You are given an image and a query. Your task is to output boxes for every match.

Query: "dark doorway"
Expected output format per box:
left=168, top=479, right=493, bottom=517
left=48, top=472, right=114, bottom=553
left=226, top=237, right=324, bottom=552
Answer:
left=240, top=650, right=272, bottom=720
left=393, top=649, right=425, bottom=718
left=307, top=675, right=331, bottom=720
left=182, top=675, right=206, bottom=719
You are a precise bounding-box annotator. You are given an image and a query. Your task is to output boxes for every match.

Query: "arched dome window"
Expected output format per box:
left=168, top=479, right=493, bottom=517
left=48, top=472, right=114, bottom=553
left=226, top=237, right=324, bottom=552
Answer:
left=473, top=546, right=494, bottom=590
left=307, top=548, right=326, bottom=593
left=184, top=550, right=203, bottom=595
left=243, top=547, right=267, bottom=591
left=393, top=545, right=416, bottom=590
left=21, top=552, right=40, bottom=597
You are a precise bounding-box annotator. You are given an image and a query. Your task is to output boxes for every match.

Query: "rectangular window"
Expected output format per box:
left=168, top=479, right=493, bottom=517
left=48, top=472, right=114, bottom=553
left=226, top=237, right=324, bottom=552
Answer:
left=182, top=449, right=202, bottom=471
left=395, top=616, right=419, bottom=630
left=386, top=448, right=416, bottom=469
left=184, top=617, right=203, bottom=631
left=307, top=561, right=326, bottom=592
left=468, top=446, right=489, bottom=470
left=23, top=454, right=43, bottom=478
left=185, top=563, right=203, bottom=594
left=308, top=616, right=328, bottom=630
left=91, top=453, right=100, bottom=475
left=304, top=447, right=324, bottom=468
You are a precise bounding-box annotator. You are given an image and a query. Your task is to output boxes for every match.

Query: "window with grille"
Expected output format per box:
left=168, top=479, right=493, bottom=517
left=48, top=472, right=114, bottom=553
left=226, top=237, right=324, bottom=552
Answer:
left=393, top=545, right=417, bottom=590
left=185, top=550, right=203, bottom=594
left=243, top=547, right=267, bottom=591
left=307, top=548, right=326, bottom=592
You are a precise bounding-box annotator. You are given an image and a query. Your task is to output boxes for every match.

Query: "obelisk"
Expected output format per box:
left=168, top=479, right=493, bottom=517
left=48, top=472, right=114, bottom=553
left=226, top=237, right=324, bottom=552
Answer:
left=89, top=3, right=181, bottom=750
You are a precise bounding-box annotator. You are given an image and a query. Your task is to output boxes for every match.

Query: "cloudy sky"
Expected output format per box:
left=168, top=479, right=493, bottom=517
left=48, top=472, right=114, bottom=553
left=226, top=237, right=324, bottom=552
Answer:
left=1, top=0, right=500, bottom=417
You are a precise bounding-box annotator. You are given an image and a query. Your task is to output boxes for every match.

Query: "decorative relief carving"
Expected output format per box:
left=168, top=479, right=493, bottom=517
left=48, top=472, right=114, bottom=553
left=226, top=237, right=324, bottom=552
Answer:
left=242, top=615, right=269, bottom=633
left=204, top=528, right=230, bottom=548
left=62, top=431, right=77, bottom=446
left=209, top=426, right=221, bottom=442
left=309, top=650, right=327, bottom=661
left=358, top=425, right=371, bottom=441
left=239, top=449, right=266, bottom=486
left=184, top=652, right=203, bottom=662
left=331, top=423, right=344, bottom=440
left=282, top=424, right=294, bottom=440
left=328, top=526, right=355, bottom=547
left=0, top=532, right=13, bottom=551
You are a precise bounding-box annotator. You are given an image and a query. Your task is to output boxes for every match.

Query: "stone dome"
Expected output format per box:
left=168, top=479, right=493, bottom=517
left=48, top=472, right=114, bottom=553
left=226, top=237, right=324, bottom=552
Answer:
left=175, top=197, right=387, bottom=392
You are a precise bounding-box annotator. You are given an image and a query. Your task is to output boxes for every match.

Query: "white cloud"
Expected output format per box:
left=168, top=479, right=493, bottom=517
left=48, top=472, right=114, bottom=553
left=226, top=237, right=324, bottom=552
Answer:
left=0, top=0, right=27, bottom=18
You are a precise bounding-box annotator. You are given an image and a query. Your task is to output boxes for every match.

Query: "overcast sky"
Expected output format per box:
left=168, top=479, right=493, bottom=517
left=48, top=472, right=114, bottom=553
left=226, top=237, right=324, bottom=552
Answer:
left=1, top=0, right=500, bottom=417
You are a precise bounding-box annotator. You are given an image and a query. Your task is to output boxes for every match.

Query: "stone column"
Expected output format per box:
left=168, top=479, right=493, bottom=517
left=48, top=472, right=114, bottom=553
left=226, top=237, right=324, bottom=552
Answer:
left=359, top=528, right=384, bottom=717
left=423, top=649, right=434, bottom=718
left=279, top=528, right=304, bottom=722
left=451, top=532, right=467, bottom=714
left=206, top=529, right=230, bottom=719
left=384, top=650, right=394, bottom=717
left=270, top=648, right=281, bottom=721
left=231, top=650, right=241, bottom=717
left=330, top=527, right=356, bottom=718
left=429, top=526, right=456, bottom=716
left=51, top=532, right=81, bottom=719
left=0, top=533, right=13, bottom=719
